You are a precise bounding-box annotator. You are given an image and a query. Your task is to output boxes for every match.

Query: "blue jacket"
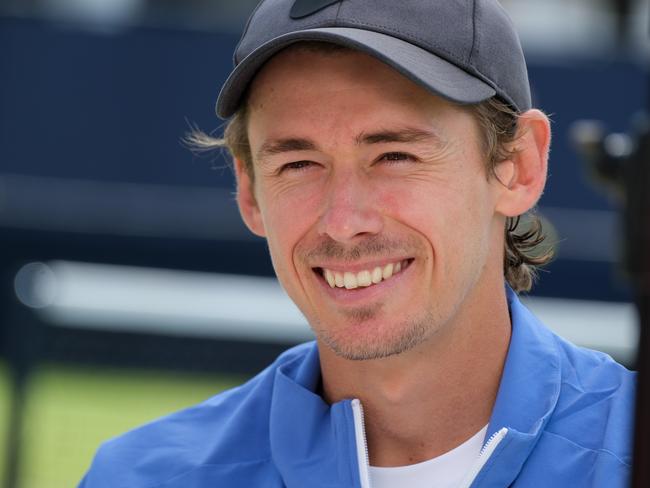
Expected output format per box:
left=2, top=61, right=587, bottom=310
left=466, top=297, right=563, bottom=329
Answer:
left=79, top=289, right=636, bottom=487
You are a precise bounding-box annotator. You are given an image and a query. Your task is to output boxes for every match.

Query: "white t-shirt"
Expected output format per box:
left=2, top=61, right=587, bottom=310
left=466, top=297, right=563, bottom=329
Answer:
left=368, top=425, right=488, bottom=488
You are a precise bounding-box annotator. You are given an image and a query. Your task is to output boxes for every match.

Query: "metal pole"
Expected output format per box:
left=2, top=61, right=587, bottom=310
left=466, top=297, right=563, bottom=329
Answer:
left=631, top=117, right=650, bottom=486
left=4, top=369, right=26, bottom=488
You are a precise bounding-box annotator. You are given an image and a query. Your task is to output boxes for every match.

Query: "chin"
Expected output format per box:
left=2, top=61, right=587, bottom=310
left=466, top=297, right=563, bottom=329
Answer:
left=313, top=310, right=435, bottom=361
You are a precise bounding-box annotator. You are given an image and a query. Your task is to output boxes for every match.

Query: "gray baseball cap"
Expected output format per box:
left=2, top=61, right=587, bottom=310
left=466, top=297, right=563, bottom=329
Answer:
left=216, top=0, right=531, bottom=118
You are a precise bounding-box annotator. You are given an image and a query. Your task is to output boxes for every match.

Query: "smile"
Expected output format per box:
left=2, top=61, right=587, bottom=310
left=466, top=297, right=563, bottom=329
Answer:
left=316, top=259, right=413, bottom=290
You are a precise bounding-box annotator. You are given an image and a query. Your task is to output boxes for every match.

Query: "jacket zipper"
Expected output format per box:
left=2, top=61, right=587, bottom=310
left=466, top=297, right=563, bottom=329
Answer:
left=352, top=398, right=507, bottom=488
left=458, top=427, right=508, bottom=488
left=351, top=399, right=372, bottom=488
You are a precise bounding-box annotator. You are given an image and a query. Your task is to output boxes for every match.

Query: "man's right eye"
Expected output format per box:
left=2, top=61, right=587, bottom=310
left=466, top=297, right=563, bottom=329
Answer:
left=279, top=160, right=313, bottom=173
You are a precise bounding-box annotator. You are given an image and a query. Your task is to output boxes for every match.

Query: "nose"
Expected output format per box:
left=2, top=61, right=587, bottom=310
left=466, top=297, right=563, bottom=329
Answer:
left=316, top=170, right=383, bottom=243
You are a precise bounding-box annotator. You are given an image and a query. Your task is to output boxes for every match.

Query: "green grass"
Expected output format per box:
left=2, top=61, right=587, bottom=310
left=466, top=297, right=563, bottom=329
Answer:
left=0, top=364, right=245, bottom=488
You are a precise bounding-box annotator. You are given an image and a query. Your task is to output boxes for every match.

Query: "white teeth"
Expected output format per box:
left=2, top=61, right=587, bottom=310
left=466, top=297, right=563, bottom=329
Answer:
left=322, top=260, right=409, bottom=290
left=357, top=270, right=372, bottom=287
left=371, top=267, right=383, bottom=284
left=343, top=272, right=358, bottom=289
left=334, top=272, right=344, bottom=287
left=324, top=269, right=335, bottom=288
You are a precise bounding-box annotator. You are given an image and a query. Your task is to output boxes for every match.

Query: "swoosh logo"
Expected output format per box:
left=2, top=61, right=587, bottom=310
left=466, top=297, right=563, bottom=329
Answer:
left=290, top=0, right=343, bottom=19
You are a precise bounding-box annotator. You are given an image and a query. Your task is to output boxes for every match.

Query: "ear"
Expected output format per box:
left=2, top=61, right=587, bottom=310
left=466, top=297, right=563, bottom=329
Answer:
left=494, top=109, right=551, bottom=217
left=233, top=158, right=266, bottom=237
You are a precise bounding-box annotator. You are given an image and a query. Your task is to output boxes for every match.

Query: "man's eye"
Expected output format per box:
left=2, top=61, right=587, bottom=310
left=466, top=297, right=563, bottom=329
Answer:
left=379, top=152, right=415, bottom=163
left=279, top=160, right=313, bottom=173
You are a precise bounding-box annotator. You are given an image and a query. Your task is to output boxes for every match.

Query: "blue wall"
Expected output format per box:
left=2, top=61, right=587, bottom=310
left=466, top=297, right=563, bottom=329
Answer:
left=1, top=17, right=647, bottom=301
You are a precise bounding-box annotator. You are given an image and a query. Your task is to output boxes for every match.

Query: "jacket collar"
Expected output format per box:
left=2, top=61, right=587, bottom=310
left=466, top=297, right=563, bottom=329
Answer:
left=475, top=286, right=561, bottom=486
left=269, top=344, right=360, bottom=487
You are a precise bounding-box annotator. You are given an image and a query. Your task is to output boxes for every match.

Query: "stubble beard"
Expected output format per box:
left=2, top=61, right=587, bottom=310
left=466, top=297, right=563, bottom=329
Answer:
left=312, top=305, right=436, bottom=361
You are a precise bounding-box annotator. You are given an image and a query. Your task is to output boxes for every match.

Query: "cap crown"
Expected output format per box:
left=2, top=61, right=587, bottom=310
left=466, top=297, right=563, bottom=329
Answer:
left=234, top=0, right=530, bottom=111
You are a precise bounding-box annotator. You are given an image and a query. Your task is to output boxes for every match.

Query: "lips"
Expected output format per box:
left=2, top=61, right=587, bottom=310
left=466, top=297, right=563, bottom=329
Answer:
left=316, top=259, right=413, bottom=290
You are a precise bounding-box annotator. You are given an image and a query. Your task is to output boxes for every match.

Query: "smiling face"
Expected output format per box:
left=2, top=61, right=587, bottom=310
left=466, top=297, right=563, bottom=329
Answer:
left=236, top=47, right=512, bottom=360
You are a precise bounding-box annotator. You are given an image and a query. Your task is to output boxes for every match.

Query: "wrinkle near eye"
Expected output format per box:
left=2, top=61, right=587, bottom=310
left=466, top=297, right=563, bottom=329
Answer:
left=261, top=176, right=308, bottom=202
left=417, top=137, right=463, bottom=167
left=257, top=161, right=326, bottom=201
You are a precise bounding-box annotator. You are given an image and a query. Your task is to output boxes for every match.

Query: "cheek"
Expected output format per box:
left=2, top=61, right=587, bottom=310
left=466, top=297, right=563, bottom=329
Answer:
left=382, top=177, right=463, bottom=235
left=385, top=176, right=492, bottom=263
left=257, top=186, right=322, bottom=268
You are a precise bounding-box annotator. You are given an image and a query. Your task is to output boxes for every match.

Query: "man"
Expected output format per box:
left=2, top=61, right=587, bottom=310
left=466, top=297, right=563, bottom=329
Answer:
left=79, top=1, right=635, bottom=487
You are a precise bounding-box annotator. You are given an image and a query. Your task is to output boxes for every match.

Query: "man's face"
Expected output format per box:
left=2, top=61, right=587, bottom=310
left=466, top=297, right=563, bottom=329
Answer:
left=238, top=47, right=508, bottom=360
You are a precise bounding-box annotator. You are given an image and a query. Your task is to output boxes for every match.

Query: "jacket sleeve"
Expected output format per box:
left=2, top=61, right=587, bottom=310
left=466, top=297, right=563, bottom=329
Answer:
left=76, top=443, right=123, bottom=488
left=77, top=473, right=89, bottom=488
left=77, top=451, right=108, bottom=488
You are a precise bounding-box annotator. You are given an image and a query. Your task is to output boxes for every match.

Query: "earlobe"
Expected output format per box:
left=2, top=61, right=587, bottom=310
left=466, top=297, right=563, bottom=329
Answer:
left=494, top=109, right=551, bottom=217
left=234, top=158, right=267, bottom=237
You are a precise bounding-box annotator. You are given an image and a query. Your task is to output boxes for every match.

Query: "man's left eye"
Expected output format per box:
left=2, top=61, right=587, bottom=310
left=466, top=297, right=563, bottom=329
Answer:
left=379, top=152, right=415, bottom=163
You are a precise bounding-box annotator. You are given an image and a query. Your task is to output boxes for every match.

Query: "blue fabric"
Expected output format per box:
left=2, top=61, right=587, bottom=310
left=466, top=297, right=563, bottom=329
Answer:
left=79, top=289, right=635, bottom=487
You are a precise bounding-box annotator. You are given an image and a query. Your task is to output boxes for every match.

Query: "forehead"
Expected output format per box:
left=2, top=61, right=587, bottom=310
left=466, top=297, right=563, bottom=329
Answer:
left=249, top=46, right=432, bottom=107
left=245, top=46, right=465, bottom=142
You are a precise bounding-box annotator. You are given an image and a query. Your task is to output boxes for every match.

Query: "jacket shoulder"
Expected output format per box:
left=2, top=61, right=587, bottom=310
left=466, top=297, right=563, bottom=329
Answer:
left=548, top=334, right=636, bottom=466
left=79, top=343, right=314, bottom=488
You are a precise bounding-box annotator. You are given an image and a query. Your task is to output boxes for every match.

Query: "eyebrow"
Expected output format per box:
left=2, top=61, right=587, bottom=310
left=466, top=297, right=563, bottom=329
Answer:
left=356, top=127, right=443, bottom=146
left=256, top=138, right=317, bottom=162
left=255, top=127, right=444, bottom=162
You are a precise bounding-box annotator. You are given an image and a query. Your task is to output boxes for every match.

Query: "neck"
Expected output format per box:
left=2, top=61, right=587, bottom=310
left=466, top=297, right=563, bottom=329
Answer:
left=318, top=282, right=511, bottom=467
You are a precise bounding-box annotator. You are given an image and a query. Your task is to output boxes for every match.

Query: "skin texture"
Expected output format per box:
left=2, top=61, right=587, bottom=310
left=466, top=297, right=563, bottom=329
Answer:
left=235, top=47, right=550, bottom=466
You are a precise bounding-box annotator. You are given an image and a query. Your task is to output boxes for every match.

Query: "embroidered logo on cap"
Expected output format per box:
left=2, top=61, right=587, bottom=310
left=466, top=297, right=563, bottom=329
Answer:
left=290, top=0, right=342, bottom=19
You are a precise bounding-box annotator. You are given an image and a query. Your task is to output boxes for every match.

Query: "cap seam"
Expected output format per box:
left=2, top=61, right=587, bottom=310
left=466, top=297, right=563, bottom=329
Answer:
left=335, top=0, right=343, bottom=20
left=468, top=0, right=478, bottom=65
left=234, top=0, right=266, bottom=66
left=474, top=3, right=516, bottom=109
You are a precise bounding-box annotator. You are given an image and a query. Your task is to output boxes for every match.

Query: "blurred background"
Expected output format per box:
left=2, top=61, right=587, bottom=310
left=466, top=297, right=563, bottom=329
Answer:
left=0, top=0, right=648, bottom=486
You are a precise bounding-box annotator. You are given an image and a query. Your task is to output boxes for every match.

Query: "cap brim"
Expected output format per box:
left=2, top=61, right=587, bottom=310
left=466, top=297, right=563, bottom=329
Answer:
left=216, top=27, right=497, bottom=118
